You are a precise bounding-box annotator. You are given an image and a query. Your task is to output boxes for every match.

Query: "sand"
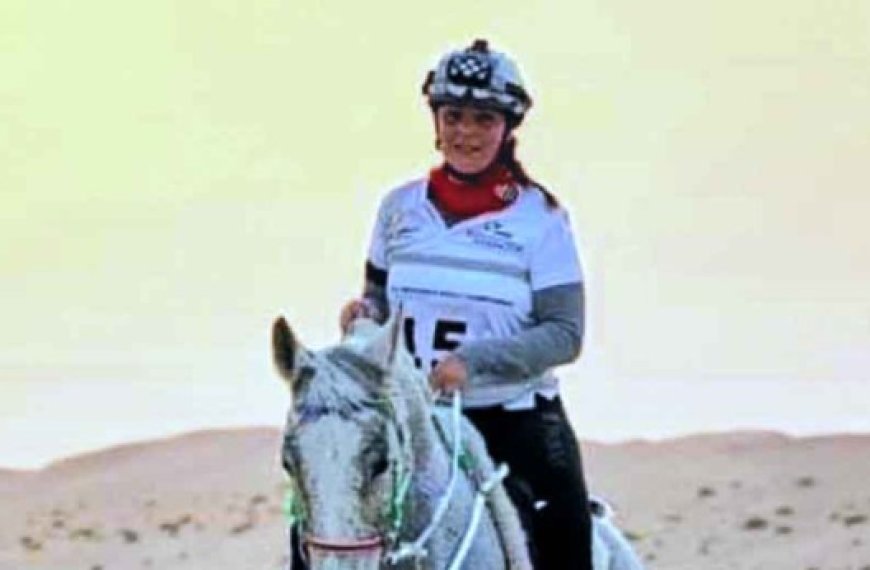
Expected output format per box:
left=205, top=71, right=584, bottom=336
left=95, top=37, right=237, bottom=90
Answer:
left=2, top=428, right=868, bottom=570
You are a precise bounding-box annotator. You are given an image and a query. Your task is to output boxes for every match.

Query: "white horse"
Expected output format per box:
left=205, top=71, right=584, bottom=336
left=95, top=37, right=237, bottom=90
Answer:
left=272, top=315, right=643, bottom=570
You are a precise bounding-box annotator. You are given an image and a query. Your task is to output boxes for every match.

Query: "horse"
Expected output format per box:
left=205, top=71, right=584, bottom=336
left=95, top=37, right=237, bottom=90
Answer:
left=272, top=314, right=644, bottom=570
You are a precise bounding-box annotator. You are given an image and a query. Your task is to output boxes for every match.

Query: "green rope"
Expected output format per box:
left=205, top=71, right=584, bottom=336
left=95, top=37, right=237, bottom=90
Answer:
left=432, top=411, right=477, bottom=478
left=388, top=461, right=413, bottom=540
left=282, top=479, right=307, bottom=528
left=458, top=444, right=476, bottom=473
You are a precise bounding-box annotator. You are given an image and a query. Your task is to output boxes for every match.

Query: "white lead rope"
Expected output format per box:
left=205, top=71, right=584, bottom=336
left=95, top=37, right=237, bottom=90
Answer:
left=447, top=462, right=509, bottom=570
left=387, top=391, right=511, bottom=569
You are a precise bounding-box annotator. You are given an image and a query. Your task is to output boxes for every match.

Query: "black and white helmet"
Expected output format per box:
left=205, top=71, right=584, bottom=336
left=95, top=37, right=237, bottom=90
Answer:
left=422, top=39, right=533, bottom=125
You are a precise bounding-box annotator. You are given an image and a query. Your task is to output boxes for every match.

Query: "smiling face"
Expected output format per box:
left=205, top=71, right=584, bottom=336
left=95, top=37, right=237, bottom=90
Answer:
left=435, top=104, right=507, bottom=175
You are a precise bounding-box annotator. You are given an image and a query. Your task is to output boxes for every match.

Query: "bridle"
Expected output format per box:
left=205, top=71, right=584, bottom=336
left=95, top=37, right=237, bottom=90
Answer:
left=283, top=347, right=413, bottom=561
left=300, top=452, right=412, bottom=559
left=304, top=534, right=385, bottom=556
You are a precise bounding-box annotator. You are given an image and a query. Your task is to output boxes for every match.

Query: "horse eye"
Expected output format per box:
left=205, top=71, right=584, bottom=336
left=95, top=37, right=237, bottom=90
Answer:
left=371, top=456, right=389, bottom=479
left=363, top=440, right=389, bottom=480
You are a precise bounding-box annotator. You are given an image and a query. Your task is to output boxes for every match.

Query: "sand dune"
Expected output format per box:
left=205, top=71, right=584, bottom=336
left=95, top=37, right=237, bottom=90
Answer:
left=2, top=429, right=868, bottom=569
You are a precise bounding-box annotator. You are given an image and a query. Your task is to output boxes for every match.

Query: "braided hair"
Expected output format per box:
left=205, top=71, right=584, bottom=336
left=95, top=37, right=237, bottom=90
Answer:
left=498, top=134, right=559, bottom=209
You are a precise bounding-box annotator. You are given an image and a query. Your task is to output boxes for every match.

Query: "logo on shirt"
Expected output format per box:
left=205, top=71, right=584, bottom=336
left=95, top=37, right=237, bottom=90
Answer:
left=385, top=210, right=423, bottom=251
left=466, top=221, right=524, bottom=253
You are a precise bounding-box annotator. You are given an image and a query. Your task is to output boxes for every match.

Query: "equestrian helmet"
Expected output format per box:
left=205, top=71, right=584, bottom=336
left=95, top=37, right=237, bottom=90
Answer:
left=422, top=39, right=532, bottom=125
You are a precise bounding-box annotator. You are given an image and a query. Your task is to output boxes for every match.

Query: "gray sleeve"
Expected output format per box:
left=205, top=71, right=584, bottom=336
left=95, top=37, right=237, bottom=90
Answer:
left=453, top=281, right=584, bottom=381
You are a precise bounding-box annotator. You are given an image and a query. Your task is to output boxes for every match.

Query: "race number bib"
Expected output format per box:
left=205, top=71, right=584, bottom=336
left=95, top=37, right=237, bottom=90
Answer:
left=400, top=308, right=485, bottom=373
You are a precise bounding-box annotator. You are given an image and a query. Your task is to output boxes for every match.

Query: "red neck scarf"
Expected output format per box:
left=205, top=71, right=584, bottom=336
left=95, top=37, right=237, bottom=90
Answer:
left=428, top=164, right=517, bottom=219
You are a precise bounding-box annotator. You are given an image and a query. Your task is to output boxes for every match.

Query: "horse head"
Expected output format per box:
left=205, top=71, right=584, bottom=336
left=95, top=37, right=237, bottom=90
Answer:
left=271, top=315, right=418, bottom=568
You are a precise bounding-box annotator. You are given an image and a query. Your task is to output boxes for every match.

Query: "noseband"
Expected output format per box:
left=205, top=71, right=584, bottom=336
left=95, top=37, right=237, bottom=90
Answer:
left=304, top=534, right=385, bottom=555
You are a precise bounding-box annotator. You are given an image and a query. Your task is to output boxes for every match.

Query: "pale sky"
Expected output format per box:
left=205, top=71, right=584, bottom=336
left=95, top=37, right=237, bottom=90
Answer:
left=2, top=0, right=869, bottom=468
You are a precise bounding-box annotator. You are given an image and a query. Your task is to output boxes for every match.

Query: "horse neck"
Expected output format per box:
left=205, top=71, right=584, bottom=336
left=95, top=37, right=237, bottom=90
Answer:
left=385, top=362, right=472, bottom=539
left=400, top=399, right=471, bottom=540
left=395, top=371, right=443, bottom=474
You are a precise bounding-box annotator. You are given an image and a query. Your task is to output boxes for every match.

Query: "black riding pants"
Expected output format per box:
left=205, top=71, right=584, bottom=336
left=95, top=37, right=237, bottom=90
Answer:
left=464, top=395, right=593, bottom=570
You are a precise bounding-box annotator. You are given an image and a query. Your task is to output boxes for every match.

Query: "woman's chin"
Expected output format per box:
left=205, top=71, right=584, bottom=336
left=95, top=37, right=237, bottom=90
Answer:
left=447, top=159, right=488, bottom=176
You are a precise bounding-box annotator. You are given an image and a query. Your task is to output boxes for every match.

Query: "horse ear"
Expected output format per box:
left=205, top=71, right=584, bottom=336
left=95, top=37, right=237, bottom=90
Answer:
left=385, top=305, right=404, bottom=367
left=272, top=316, right=303, bottom=388
left=365, top=307, right=404, bottom=371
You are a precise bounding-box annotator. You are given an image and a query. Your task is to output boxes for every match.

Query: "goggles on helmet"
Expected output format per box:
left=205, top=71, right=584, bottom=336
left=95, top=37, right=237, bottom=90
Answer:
left=422, top=39, right=532, bottom=125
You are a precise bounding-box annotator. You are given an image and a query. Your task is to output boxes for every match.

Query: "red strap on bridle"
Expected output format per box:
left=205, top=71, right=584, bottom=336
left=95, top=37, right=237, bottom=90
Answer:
left=304, top=534, right=384, bottom=554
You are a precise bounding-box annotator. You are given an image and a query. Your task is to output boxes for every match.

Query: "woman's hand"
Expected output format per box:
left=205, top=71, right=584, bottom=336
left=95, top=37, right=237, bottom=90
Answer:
left=339, top=298, right=375, bottom=334
left=429, top=354, right=469, bottom=394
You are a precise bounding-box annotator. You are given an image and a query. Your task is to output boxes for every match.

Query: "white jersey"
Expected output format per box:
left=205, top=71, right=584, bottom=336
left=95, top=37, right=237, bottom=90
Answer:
left=367, top=177, right=584, bottom=406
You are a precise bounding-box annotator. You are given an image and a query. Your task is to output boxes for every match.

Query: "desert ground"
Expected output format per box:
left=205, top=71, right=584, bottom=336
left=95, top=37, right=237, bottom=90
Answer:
left=2, top=428, right=868, bottom=570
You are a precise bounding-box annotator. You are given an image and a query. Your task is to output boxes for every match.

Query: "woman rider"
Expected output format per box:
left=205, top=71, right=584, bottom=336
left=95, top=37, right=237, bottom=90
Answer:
left=341, top=39, right=594, bottom=569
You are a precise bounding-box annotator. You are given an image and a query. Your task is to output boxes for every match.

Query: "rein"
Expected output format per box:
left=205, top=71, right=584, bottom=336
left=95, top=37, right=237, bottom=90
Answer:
left=385, top=391, right=463, bottom=563
left=385, top=392, right=509, bottom=570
